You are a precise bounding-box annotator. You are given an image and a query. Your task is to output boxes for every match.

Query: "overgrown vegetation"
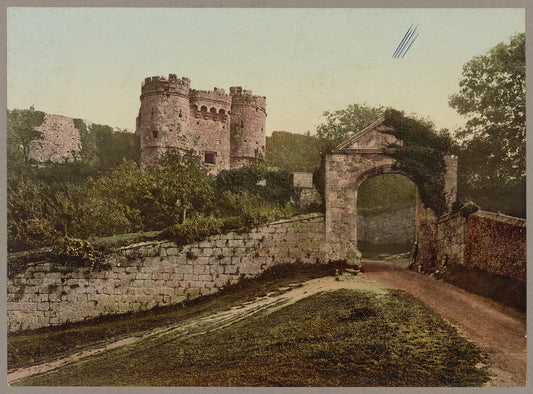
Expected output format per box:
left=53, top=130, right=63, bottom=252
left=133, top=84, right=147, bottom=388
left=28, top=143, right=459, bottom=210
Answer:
left=12, top=286, right=490, bottom=386
left=7, top=111, right=302, bottom=263
left=382, top=109, right=454, bottom=215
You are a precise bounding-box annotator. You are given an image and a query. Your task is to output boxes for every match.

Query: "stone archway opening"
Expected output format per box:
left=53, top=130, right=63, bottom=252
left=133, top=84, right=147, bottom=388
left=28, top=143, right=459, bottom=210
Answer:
left=356, top=173, right=416, bottom=266
left=324, top=117, right=457, bottom=270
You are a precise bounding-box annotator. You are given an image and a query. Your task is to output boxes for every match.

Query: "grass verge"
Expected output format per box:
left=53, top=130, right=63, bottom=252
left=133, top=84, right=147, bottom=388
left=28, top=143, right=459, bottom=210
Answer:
left=13, top=288, right=490, bottom=387
left=8, top=261, right=347, bottom=371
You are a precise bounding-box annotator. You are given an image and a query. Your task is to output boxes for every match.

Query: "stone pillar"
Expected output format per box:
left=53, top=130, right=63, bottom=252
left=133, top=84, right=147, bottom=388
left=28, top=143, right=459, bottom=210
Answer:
left=443, top=154, right=458, bottom=212
left=323, top=154, right=361, bottom=266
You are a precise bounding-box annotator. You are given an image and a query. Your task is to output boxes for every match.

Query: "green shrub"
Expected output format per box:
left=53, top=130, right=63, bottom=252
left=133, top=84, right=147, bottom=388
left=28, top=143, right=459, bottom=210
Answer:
left=214, top=165, right=266, bottom=196
left=52, top=238, right=103, bottom=270
left=215, top=164, right=294, bottom=205
left=164, top=216, right=230, bottom=244
left=262, top=170, right=293, bottom=203
left=8, top=218, right=62, bottom=253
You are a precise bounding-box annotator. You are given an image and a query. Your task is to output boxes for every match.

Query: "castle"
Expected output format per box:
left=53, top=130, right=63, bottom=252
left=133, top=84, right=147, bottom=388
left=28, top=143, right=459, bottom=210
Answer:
left=136, top=74, right=267, bottom=173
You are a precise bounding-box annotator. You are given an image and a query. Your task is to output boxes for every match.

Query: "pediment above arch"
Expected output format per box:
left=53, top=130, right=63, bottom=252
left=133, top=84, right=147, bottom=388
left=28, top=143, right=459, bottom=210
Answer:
left=333, top=117, right=403, bottom=153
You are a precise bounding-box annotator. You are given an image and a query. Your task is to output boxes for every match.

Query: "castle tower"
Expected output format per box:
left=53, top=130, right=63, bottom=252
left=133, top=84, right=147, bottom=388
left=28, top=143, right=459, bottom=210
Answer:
left=136, top=74, right=191, bottom=169
left=189, top=88, right=232, bottom=172
left=229, top=87, right=267, bottom=168
left=136, top=75, right=266, bottom=173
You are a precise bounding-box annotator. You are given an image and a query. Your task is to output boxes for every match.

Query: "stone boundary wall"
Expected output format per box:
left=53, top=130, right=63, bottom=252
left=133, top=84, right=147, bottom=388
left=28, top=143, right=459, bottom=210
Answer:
left=7, top=214, right=324, bottom=333
left=436, top=212, right=468, bottom=266
left=436, top=210, right=526, bottom=282
left=357, top=207, right=415, bottom=244
left=464, top=211, right=526, bottom=282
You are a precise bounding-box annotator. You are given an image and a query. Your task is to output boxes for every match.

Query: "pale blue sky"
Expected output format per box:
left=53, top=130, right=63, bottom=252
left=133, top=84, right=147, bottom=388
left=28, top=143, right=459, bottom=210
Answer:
left=7, top=8, right=525, bottom=135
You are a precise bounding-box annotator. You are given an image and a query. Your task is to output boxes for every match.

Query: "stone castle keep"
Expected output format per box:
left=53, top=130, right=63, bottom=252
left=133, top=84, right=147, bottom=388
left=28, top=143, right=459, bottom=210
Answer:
left=136, top=74, right=267, bottom=172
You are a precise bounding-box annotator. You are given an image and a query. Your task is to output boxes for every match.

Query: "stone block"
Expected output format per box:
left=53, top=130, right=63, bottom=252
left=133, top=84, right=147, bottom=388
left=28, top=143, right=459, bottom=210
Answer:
left=174, top=264, right=193, bottom=274
left=218, top=256, right=232, bottom=265
left=210, top=264, right=225, bottom=275
left=224, top=265, right=238, bottom=274
left=193, top=264, right=210, bottom=275
left=132, top=280, right=145, bottom=287
left=216, top=239, right=228, bottom=248
left=228, top=239, right=245, bottom=248
left=166, top=247, right=180, bottom=256
left=183, top=273, right=198, bottom=282
left=170, top=295, right=187, bottom=303
left=249, top=232, right=265, bottom=240
left=199, top=240, right=214, bottom=248
left=185, top=287, right=200, bottom=297
left=197, top=274, right=213, bottom=282
left=200, top=248, right=215, bottom=257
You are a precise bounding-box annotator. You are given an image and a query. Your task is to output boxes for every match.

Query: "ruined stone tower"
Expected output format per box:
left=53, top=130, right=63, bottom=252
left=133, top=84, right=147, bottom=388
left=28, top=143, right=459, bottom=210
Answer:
left=136, top=74, right=266, bottom=173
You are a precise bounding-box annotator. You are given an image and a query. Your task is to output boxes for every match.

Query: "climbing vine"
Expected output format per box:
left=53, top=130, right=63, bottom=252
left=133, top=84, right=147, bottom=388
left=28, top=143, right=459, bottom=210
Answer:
left=382, top=109, right=454, bottom=215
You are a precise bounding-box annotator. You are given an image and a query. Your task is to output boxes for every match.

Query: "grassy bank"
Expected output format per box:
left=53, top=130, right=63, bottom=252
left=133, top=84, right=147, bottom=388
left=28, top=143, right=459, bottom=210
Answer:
left=8, top=262, right=346, bottom=371
left=11, top=271, right=490, bottom=386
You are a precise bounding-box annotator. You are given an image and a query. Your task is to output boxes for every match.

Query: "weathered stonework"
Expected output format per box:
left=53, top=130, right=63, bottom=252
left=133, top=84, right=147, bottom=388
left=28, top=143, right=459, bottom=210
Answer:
left=7, top=214, right=324, bottom=332
left=357, top=207, right=415, bottom=245
left=136, top=75, right=266, bottom=173
left=436, top=211, right=526, bottom=282
left=324, top=118, right=457, bottom=269
left=28, top=114, right=82, bottom=163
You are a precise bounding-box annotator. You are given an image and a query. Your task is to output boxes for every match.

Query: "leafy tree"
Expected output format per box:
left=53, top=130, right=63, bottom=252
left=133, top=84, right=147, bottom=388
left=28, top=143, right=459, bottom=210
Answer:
left=316, top=103, right=385, bottom=147
left=214, top=164, right=294, bottom=206
left=74, top=122, right=140, bottom=172
left=144, top=152, right=214, bottom=228
left=266, top=131, right=326, bottom=172
left=7, top=109, right=45, bottom=163
left=6, top=109, right=45, bottom=183
left=449, top=32, right=525, bottom=216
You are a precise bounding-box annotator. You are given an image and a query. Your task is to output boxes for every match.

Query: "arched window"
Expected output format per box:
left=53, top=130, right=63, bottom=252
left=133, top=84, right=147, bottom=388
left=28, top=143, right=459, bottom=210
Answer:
left=191, top=104, right=199, bottom=119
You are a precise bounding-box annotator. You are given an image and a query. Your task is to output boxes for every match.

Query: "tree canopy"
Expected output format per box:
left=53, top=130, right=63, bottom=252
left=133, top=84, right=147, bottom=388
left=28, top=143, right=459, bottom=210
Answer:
left=449, top=32, right=525, bottom=216
left=316, top=103, right=385, bottom=147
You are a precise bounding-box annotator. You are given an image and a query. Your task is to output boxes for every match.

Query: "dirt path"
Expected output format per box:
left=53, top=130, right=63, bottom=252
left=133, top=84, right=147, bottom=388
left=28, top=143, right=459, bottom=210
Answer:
left=360, top=259, right=527, bottom=387
left=8, top=262, right=527, bottom=386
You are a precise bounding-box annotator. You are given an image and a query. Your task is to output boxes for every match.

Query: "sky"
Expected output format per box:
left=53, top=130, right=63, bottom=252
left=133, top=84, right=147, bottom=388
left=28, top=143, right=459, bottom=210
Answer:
left=7, top=7, right=525, bottom=136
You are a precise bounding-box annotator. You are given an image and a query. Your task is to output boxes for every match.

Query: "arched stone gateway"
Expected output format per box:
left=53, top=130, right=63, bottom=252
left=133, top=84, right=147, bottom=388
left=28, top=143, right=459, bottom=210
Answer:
left=324, top=118, right=457, bottom=270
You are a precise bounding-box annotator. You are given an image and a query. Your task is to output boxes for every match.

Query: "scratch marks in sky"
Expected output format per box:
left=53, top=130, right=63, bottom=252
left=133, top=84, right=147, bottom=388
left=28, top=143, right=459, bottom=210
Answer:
left=393, top=24, right=419, bottom=59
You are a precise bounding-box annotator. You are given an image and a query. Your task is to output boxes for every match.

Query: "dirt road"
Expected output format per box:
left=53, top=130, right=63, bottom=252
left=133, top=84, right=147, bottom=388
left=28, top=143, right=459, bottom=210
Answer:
left=360, top=259, right=527, bottom=387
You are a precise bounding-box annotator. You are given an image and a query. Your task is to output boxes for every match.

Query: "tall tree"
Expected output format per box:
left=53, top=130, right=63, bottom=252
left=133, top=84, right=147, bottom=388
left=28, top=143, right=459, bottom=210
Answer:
left=315, top=103, right=385, bottom=147
left=6, top=109, right=45, bottom=181
left=449, top=33, right=525, bottom=216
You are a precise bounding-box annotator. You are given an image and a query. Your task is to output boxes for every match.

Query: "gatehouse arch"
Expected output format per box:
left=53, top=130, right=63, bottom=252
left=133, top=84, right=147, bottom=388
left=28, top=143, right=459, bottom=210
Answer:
left=323, top=118, right=457, bottom=270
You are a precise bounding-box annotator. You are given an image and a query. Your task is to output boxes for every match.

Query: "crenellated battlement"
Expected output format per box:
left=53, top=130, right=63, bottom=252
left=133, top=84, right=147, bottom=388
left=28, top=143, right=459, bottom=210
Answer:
left=141, top=74, right=191, bottom=97
left=230, top=86, right=267, bottom=111
left=189, top=88, right=232, bottom=109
